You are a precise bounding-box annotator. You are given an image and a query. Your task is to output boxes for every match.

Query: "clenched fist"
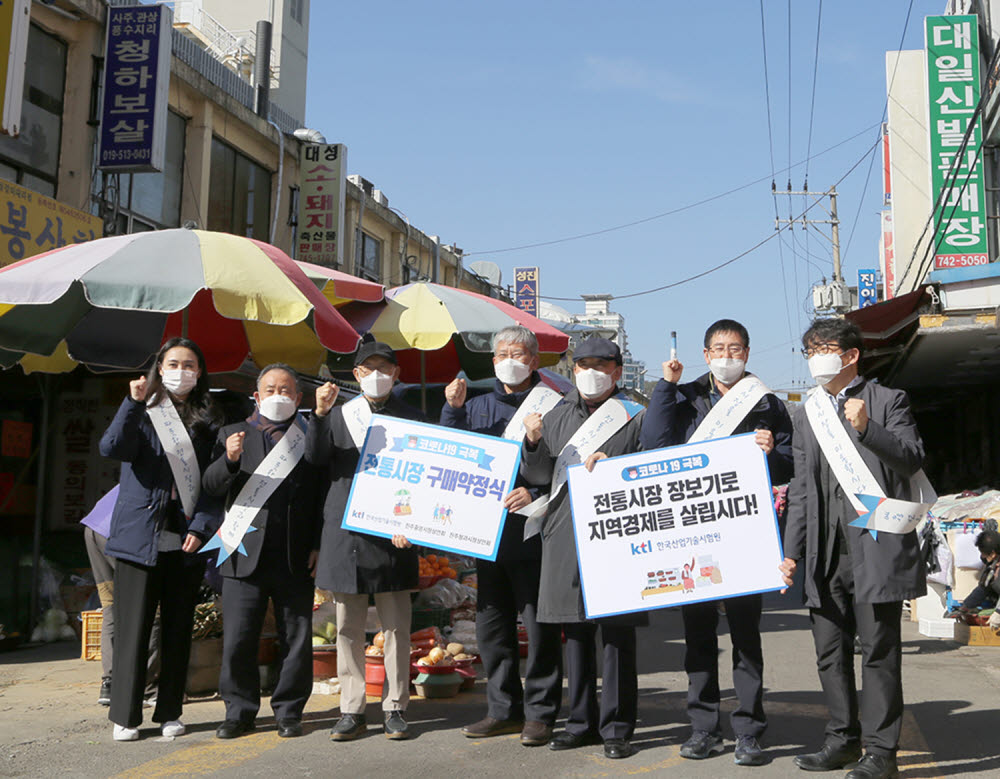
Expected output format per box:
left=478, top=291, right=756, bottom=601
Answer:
left=523, top=412, right=543, bottom=445
left=843, top=398, right=868, bottom=433
left=226, top=431, right=245, bottom=462
left=130, top=376, right=148, bottom=402
left=315, top=382, right=339, bottom=417
left=662, top=359, right=683, bottom=383
left=445, top=377, right=467, bottom=408
left=754, top=428, right=774, bottom=455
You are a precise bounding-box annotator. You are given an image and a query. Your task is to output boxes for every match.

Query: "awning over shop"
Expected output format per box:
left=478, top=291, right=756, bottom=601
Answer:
left=844, top=288, right=928, bottom=378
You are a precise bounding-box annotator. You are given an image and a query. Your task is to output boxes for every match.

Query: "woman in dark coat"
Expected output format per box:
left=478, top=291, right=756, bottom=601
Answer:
left=99, top=337, right=222, bottom=742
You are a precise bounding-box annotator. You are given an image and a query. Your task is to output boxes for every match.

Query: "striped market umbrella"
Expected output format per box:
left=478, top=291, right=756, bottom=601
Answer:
left=0, top=229, right=361, bottom=374
left=296, top=260, right=385, bottom=307
left=338, top=281, right=569, bottom=384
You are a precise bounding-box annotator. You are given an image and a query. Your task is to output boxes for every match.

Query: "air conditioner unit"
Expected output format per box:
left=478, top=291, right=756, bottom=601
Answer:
left=372, top=189, right=388, bottom=207
left=347, top=174, right=374, bottom=197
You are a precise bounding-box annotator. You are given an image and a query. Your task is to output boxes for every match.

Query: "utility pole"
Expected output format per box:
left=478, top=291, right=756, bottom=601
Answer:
left=774, top=185, right=850, bottom=313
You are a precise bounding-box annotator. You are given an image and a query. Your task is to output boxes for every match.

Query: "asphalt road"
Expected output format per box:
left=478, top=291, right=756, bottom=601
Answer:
left=2, top=597, right=998, bottom=778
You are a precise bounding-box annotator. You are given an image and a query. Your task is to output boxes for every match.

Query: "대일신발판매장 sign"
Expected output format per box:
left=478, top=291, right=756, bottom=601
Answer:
left=342, top=415, right=522, bottom=561
left=567, top=433, right=785, bottom=619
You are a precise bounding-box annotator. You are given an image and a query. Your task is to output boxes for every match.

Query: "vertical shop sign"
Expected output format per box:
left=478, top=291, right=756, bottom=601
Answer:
left=880, top=210, right=896, bottom=300
left=98, top=4, right=172, bottom=173
left=925, top=15, right=989, bottom=269
left=513, top=266, right=539, bottom=315
left=297, top=143, right=347, bottom=266
left=858, top=269, right=878, bottom=308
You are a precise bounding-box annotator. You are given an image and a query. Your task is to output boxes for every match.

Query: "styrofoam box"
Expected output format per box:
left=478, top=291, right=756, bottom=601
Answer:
left=916, top=580, right=949, bottom=622
left=919, top=617, right=956, bottom=639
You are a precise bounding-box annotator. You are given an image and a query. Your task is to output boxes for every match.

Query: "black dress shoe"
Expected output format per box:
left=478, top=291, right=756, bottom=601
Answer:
left=793, top=742, right=862, bottom=771
left=548, top=730, right=601, bottom=751
left=216, top=719, right=255, bottom=739
left=330, top=713, right=367, bottom=741
left=384, top=711, right=410, bottom=740
left=277, top=718, right=303, bottom=738
left=604, top=739, right=636, bottom=759
left=845, top=753, right=899, bottom=779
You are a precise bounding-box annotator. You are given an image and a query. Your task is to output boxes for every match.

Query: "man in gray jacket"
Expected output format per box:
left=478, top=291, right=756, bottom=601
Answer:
left=780, top=318, right=927, bottom=779
left=520, top=337, right=645, bottom=761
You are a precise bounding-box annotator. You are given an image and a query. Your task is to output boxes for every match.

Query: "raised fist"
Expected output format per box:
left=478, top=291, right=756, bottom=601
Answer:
left=662, top=359, right=683, bottom=384
left=226, top=431, right=245, bottom=463
left=524, top=412, right=543, bottom=445
left=129, top=376, right=148, bottom=402
left=315, top=382, right=339, bottom=417
left=444, top=377, right=467, bottom=409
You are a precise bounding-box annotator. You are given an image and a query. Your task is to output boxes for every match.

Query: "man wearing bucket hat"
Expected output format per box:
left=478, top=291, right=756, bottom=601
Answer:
left=519, top=337, right=646, bottom=760
left=307, top=338, right=424, bottom=742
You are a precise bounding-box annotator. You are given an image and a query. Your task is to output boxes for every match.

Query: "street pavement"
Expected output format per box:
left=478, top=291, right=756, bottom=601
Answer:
left=2, top=596, right=999, bottom=778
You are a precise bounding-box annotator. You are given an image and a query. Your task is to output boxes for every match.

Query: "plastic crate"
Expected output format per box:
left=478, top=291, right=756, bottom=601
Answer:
left=81, top=610, right=103, bottom=661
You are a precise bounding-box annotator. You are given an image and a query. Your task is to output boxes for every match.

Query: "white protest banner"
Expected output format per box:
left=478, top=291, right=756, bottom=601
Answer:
left=342, top=415, right=522, bottom=561
left=567, top=433, right=784, bottom=619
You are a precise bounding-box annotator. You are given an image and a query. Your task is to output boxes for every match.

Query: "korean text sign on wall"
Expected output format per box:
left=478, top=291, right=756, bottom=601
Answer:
left=513, top=266, right=539, bottom=315
left=342, top=415, right=521, bottom=561
left=0, top=179, right=100, bottom=267
left=297, top=143, right=347, bottom=267
left=925, top=15, right=990, bottom=270
left=98, top=5, right=172, bottom=173
left=567, top=434, right=784, bottom=619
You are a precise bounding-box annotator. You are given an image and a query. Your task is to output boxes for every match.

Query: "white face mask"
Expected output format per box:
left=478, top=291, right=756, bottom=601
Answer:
left=808, top=353, right=845, bottom=385
left=709, top=358, right=745, bottom=386
left=494, top=357, right=532, bottom=387
left=161, top=368, right=198, bottom=396
left=259, top=394, right=297, bottom=422
left=360, top=370, right=394, bottom=398
left=575, top=367, right=615, bottom=399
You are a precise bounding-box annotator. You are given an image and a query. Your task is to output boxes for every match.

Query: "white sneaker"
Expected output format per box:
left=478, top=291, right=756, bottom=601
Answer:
left=161, top=720, right=185, bottom=737
left=113, top=724, right=139, bottom=742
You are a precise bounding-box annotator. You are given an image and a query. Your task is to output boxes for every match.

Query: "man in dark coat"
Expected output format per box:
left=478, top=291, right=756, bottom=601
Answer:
left=440, top=326, right=563, bottom=747
left=640, top=319, right=793, bottom=767
left=202, top=363, right=321, bottom=740
left=520, top=337, right=645, bottom=761
left=780, top=318, right=927, bottom=779
left=306, top=340, right=423, bottom=742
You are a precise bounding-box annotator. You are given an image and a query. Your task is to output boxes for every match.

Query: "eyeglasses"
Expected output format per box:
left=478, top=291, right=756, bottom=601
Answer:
left=801, top=342, right=843, bottom=359
left=706, top=344, right=747, bottom=357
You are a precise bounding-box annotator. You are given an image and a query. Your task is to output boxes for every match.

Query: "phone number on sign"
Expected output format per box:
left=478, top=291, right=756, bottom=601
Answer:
left=935, top=254, right=988, bottom=268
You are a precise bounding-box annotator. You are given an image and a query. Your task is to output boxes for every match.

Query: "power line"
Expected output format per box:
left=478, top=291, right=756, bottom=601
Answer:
left=539, top=137, right=879, bottom=302
left=464, top=124, right=879, bottom=257
left=804, top=0, right=824, bottom=185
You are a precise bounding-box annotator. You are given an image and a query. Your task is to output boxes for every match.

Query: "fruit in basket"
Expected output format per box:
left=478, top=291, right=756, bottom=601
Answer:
left=418, top=554, right=458, bottom=580
left=313, top=620, right=337, bottom=644
left=452, top=652, right=472, bottom=661
left=446, top=642, right=465, bottom=657
left=365, top=644, right=384, bottom=657
left=373, top=631, right=385, bottom=649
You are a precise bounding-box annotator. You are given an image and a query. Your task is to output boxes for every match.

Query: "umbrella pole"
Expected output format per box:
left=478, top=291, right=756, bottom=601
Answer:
left=420, top=351, right=427, bottom=415
left=28, top=374, right=52, bottom=637
left=182, top=307, right=189, bottom=339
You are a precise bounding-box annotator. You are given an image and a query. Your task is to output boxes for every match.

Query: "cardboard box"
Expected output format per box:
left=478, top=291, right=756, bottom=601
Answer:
left=954, top=622, right=1000, bottom=646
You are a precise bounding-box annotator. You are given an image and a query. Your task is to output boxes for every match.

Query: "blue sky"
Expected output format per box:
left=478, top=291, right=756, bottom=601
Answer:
left=305, top=0, right=944, bottom=392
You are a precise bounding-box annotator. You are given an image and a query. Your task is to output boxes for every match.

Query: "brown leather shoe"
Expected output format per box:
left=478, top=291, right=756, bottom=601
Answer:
left=461, top=716, right=524, bottom=738
left=520, top=720, right=552, bottom=746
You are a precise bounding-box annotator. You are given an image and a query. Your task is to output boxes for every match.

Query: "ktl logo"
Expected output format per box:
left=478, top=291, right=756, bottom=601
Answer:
left=630, top=539, right=652, bottom=556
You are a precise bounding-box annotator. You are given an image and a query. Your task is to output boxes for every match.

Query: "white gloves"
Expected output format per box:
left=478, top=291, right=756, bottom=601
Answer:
left=989, top=610, right=1000, bottom=631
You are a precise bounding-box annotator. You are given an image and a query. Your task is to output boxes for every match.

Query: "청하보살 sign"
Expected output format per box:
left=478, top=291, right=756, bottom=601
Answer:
left=567, top=433, right=785, bottom=619
left=342, top=415, right=521, bottom=561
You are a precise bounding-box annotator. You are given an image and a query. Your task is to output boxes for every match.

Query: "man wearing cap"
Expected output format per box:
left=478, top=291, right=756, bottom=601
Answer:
left=306, top=340, right=424, bottom=742
left=640, top=319, right=793, bottom=767
left=519, top=337, right=646, bottom=760
left=203, top=363, right=320, bottom=740
left=440, top=325, right=564, bottom=747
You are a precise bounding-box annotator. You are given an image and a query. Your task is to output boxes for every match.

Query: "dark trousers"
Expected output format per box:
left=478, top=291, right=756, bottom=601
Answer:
left=83, top=528, right=160, bottom=693
left=682, top=593, right=766, bottom=738
left=220, top=555, right=314, bottom=723
left=809, top=553, right=903, bottom=757
left=109, top=551, right=203, bottom=729
left=475, top=556, right=562, bottom=724
left=562, top=622, right=637, bottom=742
